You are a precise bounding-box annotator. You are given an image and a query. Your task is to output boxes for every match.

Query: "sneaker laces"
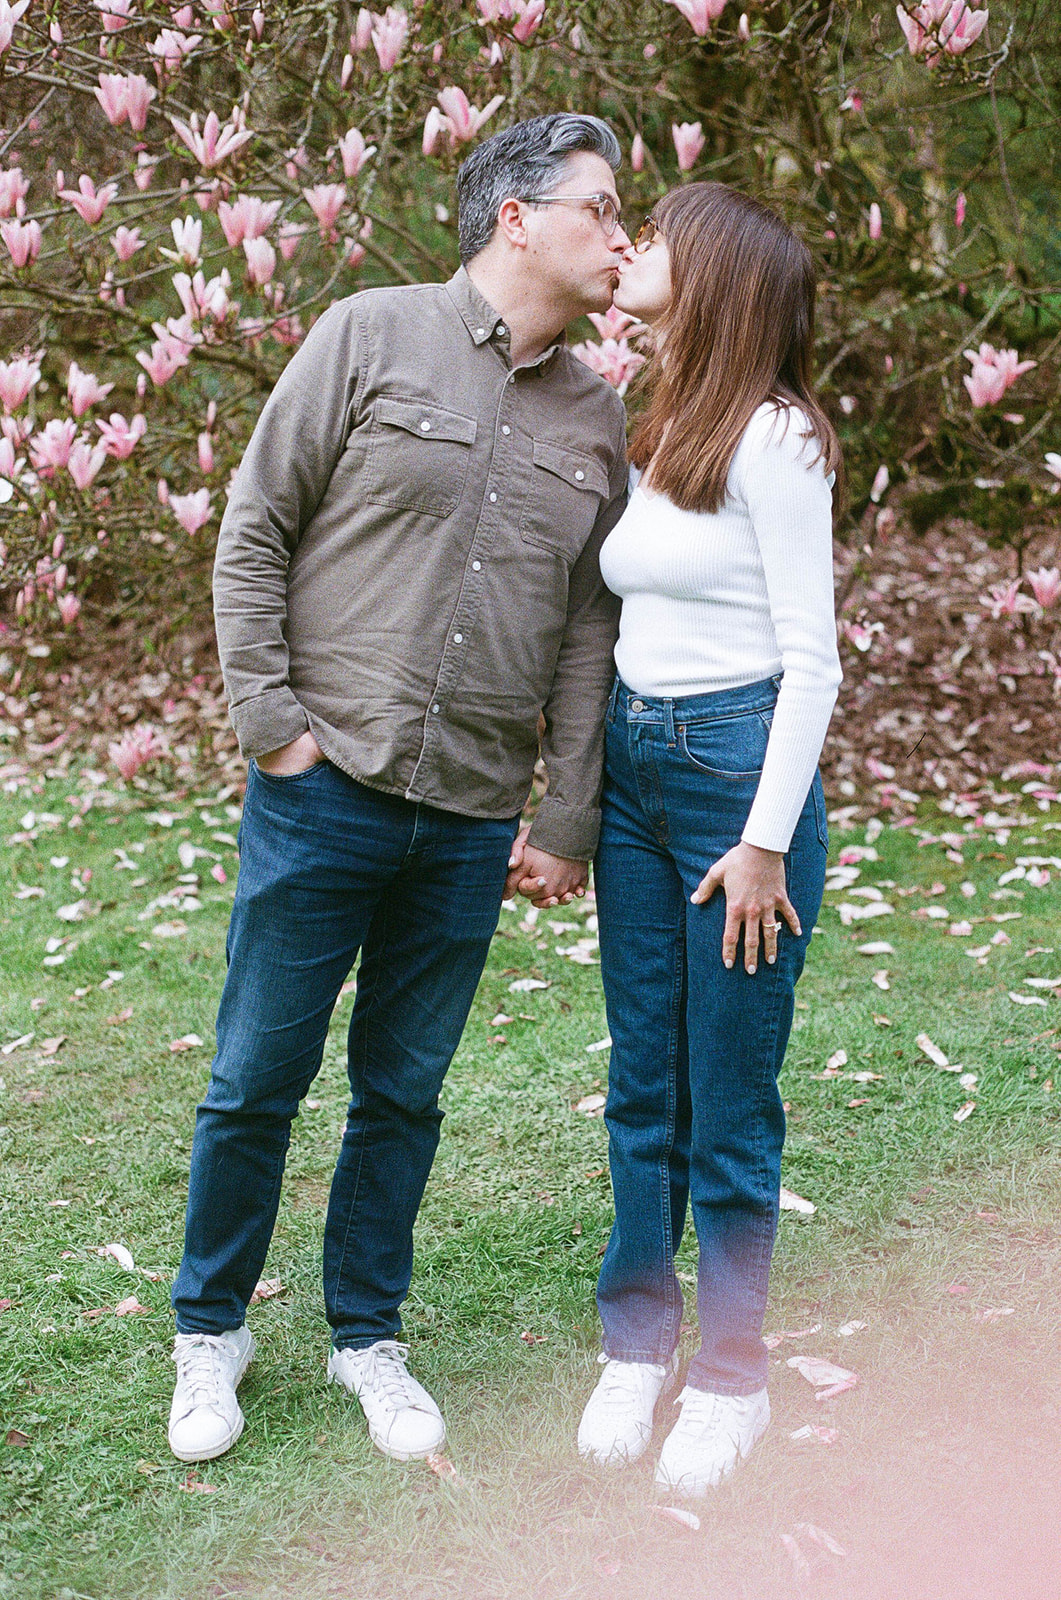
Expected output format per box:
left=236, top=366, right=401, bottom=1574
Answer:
left=356, top=1341, right=423, bottom=1407
left=597, top=1357, right=661, bottom=1409
left=173, top=1334, right=229, bottom=1410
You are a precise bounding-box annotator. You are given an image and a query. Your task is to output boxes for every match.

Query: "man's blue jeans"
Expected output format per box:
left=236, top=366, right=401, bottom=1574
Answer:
left=594, top=677, right=828, bottom=1396
left=171, top=760, right=518, bottom=1349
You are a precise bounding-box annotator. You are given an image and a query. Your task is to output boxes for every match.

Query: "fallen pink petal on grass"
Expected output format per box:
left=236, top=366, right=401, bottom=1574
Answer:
left=249, top=1278, right=283, bottom=1304
left=795, top=1521, right=848, bottom=1558
left=916, top=1032, right=950, bottom=1068
left=980, top=1306, right=1015, bottom=1321
left=953, top=1101, right=977, bottom=1122
left=426, top=1452, right=459, bottom=1480
left=169, top=1033, right=204, bottom=1052
left=653, top=1505, right=701, bottom=1532
left=763, top=1323, right=822, bottom=1349
left=178, top=1473, right=219, bottom=1493
left=787, top=1355, right=859, bottom=1400
left=789, top=1423, right=841, bottom=1444
left=779, top=1186, right=816, bottom=1216
left=114, top=1295, right=149, bottom=1316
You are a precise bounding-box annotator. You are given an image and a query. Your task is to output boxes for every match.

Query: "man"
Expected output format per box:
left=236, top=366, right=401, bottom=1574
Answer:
left=168, top=113, right=630, bottom=1465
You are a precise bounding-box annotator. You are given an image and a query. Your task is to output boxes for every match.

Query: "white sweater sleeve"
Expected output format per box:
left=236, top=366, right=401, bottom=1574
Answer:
left=735, top=409, right=842, bottom=853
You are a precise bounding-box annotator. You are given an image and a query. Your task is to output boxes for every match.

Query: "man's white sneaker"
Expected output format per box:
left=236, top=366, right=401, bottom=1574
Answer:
left=328, top=1340, right=445, bottom=1461
left=654, top=1385, right=770, bottom=1495
left=577, top=1353, right=678, bottom=1467
left=168, top=1327, right=255, bottom=1463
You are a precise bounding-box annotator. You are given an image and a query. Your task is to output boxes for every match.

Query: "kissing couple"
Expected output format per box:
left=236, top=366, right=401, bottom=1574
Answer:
left=168, top=111, right=841, bottom=1499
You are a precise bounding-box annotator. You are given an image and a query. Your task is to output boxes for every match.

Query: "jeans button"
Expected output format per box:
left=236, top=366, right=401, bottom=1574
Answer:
left=629, top=699, right=645, bottom=713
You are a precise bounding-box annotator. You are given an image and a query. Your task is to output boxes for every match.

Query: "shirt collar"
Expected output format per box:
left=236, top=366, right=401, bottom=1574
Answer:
left=445, top=265, right=566, bottom=370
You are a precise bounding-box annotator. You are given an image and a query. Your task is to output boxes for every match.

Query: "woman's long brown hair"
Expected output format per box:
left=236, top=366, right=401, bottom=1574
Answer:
left=629, top=182, right=842, bottom=513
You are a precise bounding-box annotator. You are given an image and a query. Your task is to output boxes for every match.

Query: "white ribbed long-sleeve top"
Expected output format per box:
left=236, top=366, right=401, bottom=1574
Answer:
left=598, top=402, right=842, bottom=853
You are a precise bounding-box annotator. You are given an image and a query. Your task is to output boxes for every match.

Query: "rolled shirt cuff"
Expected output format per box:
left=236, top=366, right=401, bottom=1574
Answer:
left=526, top=794, right=599, bottom=861
left=229, top=687, right=309, bottom=759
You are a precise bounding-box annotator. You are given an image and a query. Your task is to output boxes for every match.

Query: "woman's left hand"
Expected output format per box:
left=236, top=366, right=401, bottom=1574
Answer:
left=691, top=840, right=801, bottom=974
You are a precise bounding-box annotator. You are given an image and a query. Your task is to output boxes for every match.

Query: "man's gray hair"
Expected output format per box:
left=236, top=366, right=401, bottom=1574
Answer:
left=456, top=113, right=622, bottom=263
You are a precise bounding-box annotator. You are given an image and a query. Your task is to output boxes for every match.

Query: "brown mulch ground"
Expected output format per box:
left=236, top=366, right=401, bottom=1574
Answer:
left=2, top=517, right=1058, bottom=802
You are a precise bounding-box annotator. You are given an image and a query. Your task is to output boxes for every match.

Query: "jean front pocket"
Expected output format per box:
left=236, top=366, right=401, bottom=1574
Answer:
left=676, top=709, right=773, bottom=780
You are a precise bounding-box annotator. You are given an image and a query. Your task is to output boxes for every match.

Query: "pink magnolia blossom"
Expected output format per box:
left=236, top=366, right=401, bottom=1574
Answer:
left=869, top=464, right=889, bottom=502
left=60, top=175, right=119, bottom=226
left=340, top=52, right=355, bottom=87
left=169, top=486, right=212, bottom=534
left=422, top=107, right=447, bottom=157
left=218, top=194, right=282, bottom=246
left=303, top=182, right=346, bottom=233
left=197, top=431, right=215, bottom=474
left=868, top=202, right=883, bottom=240
left=278, top=222, right=308, bottom=260
left=738, top=11, right=751, bottom=38
left=57, top=592, right=82, bottom=626
left=981, top=579, right=1036, bottom=619
left=243, top=234, right=276, bottom=286
left=0, top=0, right=30, bottom=53
left=588, top=305, right=637, bottom=339
left=147, top=28, right=202, bottom=76
left=432, top=87, right=506, bottom=147
left=476, top=0, right=511, bottom=19
left=955, top=191, right=966, bottom=227
left=336, top=128, right=377, bottom=179
left=67, top=362, right=115, bottom=417
left=134, top=153, right=159, bottom=192
left=0, top=166, right=28, bottom=217
left=1, top=216, right=42, bottom=267
left=172, top=4, right=195, bottom=28
left=1044, top=452, right=1061, bottom=485
left=0, top=353, right=41, bottom=412
left=171, top=108, right=254, bottom=169
left=672, top=121, right=705, bottom=172
left=665, top=0, right=727, bottom=34
left=630, top=133, right=645, bottom=172
left=136, top=319, right=196, bottom=385
left=371, top=6, right=408, bottom=71
left=353, top=8, right=374, bottom=50
left=896, top=0, right=987, bottom=62
left=97, top=411, right=146, bottom=458
left=202, top=0, right=235, bottom=31
left=94, top=0, right=135, bottom=32
left=109, top=723, right=166, bottom=780
left=963, top=342, right=1036, bottom=408
left=251, top=7, right=265, bottom=38
left=112, top=224, right=144, bottom=260
left=571, top=336, right=647, bottom=396
left=173, top=270, right=232, bottom=324
left=1028, top=567, right=1061, bottom=609
left=160, top=214, right=203, bottom=267
left=942, top=0, right=988, bottom=54
left=67, top=438, right=108, bottom=490
left=95, top=72, right=156, bottom=132
left=512, top=0, right=545, bottom=43
left=30, top=418, right=79, bottom=475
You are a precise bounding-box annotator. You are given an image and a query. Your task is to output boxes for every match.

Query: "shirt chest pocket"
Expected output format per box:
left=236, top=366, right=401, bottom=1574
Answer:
left=362, top=396, right=478, bottom=519
left=520, top=438, right=610, bottom=560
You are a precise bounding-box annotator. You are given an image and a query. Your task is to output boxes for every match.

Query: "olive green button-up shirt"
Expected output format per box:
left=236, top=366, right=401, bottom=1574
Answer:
left=213, top=267, right=627, bottom=859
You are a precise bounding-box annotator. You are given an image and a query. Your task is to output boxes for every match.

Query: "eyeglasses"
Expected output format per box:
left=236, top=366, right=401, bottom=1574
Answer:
left=633, top=216, right=660, bottom=254
left=522, top=192, right=623, bottom=237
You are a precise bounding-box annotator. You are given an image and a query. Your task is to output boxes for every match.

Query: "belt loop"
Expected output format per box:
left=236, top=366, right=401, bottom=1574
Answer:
left=663, top=698, right=676, bottom=748
left=607, top=675, right=621, bottom=723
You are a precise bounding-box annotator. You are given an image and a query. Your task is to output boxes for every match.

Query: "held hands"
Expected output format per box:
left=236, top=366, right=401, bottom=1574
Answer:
left=504, top=824, right=588, bottom=908
left=255, top=729, right=325, bottom=776
left=690, top=840, right=801, bottom=974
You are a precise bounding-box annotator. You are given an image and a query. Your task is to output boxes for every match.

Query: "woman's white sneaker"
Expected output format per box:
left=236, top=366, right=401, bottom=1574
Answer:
left=654, top=1385, right=770, bottom=1495
left=168, top=1327, right=255, bottom=1463
left=327, top=1340, right=445, bottom=1461
left=577, top=1353, right=678, bottom=1467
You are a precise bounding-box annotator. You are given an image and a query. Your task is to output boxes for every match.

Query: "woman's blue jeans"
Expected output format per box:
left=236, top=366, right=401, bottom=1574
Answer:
left=171, top=760, right=517, bottom=1349
left=594, top=677, right=828, bottom=1396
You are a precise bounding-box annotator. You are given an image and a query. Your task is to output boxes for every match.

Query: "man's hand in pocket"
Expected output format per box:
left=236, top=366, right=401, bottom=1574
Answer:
left=255, top=730, right=325, bottom=776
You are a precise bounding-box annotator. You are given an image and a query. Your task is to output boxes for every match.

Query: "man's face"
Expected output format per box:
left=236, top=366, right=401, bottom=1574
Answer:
left=521, top=152, right=631, bottom=315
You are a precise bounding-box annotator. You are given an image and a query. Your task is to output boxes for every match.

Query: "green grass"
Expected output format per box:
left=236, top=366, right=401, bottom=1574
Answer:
left=2, top=765, right=1061, bottom=1599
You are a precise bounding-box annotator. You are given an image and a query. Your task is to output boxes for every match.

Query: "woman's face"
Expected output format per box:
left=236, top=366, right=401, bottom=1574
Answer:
left=613, top=219, right=673, bottom=323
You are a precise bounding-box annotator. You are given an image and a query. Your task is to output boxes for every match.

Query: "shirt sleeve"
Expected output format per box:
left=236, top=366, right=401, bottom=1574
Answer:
left=212, top=300, right=362, bottom=758
left=527, top=421, right=627, bottom=860
left=735, top=408, right=842, bottom=853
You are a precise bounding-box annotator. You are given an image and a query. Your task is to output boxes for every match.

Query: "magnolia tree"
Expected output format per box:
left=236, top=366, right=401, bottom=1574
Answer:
left=0, top=0, right=1058, bottom=677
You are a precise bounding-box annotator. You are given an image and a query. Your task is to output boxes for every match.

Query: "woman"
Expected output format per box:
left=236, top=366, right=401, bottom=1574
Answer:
left=576, top=183, right=842, bottom=1496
